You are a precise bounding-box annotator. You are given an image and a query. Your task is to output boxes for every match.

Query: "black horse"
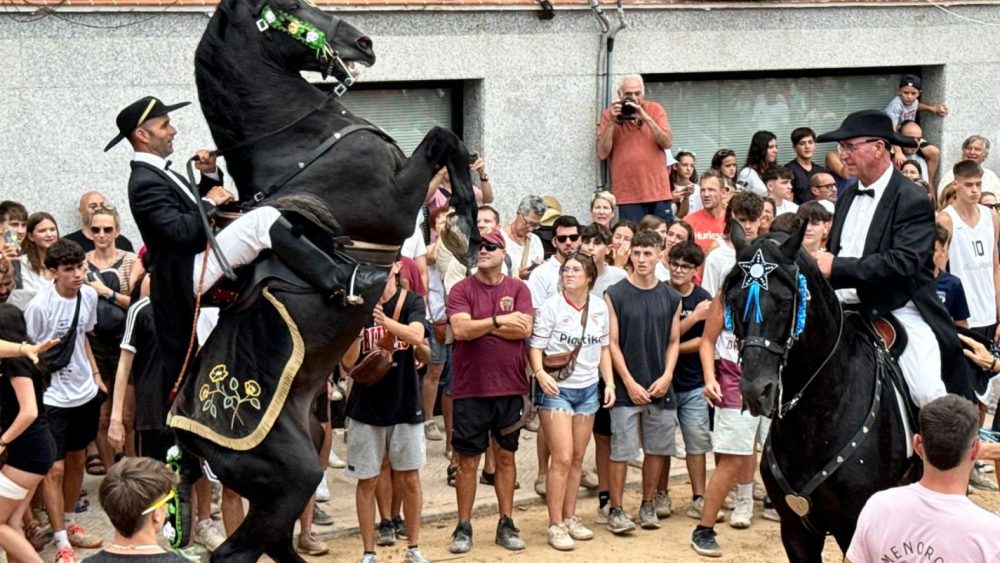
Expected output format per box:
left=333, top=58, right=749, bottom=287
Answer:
left=168, top=1, right=480, bottom=561
left=723, top=224, right=912, bottom=562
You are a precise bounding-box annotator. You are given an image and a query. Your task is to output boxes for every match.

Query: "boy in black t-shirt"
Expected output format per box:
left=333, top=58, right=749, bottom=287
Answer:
left=341, top=261, right=430, bottom=563
left=664, top=242, right=722, bottom=522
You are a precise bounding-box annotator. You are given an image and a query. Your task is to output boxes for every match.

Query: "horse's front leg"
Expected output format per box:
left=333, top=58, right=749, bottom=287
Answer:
left=778, top=515, right=827, bottom=563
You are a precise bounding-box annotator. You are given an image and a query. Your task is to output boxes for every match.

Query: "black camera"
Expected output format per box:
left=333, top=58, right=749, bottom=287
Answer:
left=617, top=96, right=638, bottom=123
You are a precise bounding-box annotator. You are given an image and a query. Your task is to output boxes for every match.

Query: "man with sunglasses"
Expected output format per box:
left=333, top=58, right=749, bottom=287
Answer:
left=526, top=215, right=582, bottom=497
left=447, top=230, right=534, bottom=554
left=815, top=110, right=971, bottom=406
left=64, top=192, right=135, bottom=253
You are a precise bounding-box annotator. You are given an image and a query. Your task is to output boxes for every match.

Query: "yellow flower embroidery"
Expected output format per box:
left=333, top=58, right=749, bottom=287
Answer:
left=208, top=365, right=229, bottom=383
left=198, top=364, right=263, bottom=429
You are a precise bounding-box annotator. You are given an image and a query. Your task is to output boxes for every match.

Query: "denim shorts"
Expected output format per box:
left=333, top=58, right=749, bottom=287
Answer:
left=533, top=383, right=600, bottom=416
left=674, top=387, right=712, bottom=455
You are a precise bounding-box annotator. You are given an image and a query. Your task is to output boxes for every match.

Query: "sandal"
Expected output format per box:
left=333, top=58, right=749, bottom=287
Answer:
left=74, top=498, right=90, bottom=513
left=85, top=455, right=106, bottom=476
left=478, top=471, right=520, bottom=489
left=447, top=465, right=458, bottom=488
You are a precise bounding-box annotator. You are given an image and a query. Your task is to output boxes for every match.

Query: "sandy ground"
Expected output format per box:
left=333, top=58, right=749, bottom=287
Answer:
left=318, top=478, right=1000, bottom=563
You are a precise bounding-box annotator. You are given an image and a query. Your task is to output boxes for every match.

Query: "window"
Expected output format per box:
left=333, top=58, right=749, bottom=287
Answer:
left=334, top=81, right=463, bottom=155
left=644, top=68, right=920, bottom=169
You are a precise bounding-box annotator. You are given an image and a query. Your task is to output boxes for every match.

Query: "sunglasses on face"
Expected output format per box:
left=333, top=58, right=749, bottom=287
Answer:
left=555, top=234, right=581, bottom=243
left=90, top=226, right=115, bottom=235
left=983, top=203, right=1000, bottom=210
left=482, top=243, right=502, bottom=252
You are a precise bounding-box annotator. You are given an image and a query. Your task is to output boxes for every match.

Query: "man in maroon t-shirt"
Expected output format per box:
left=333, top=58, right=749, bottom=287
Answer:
left=446, top=230, right=534, bottom=554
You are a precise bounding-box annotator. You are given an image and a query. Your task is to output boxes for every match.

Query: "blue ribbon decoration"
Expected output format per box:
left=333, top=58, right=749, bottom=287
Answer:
left=794, top=273, right=810, bottom=338
left=724, top=303, right=734, bottom=333
left=742, top=282, right=764, bottom=324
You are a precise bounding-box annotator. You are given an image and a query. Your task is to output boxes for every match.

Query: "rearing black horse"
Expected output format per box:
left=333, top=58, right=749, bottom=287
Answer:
left=168, top=1, right=479, bottom=561
left=723, top=224, right=911, bottom=562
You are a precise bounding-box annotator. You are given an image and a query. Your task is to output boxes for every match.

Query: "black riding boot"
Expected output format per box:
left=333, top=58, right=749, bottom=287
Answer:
left=267, top=216, right=358, bottom=300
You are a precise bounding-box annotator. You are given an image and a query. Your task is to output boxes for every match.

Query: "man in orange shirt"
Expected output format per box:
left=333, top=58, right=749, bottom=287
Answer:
left=597, top=75, right=674, bottom=223
left=684, top=170, right=727, bottom=253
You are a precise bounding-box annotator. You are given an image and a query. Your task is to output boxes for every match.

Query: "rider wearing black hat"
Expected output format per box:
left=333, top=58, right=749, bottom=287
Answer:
left=812, top=109, right=973, bottom=405
left=108, top=96, right=359, bottom=384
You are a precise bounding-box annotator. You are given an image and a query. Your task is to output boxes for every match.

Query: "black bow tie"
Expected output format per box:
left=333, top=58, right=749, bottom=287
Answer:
left=164, top=160, right=173, bottom=170
left=857, top=188, right=875, bottom=198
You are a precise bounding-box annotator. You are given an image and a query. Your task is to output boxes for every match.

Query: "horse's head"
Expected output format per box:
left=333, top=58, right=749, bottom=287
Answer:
left=245, top=0, right=375, bottom=84
left=723, top=220, right=810, bottom=417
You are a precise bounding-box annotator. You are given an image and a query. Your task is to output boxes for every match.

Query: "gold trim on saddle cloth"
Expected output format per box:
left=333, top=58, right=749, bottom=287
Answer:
left=166, top=288, right=305, bottom=451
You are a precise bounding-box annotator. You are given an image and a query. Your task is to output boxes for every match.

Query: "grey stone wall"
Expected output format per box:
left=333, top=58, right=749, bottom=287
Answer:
left=2, top=4, right=999, bottom=242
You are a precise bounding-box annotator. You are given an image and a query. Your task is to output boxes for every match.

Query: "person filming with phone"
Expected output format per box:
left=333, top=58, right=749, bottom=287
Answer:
left=596, top=75, right=674, bottom=223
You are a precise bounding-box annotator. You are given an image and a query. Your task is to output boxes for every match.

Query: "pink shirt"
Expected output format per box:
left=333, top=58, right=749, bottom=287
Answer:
left=847, top=482, right=1000, bottom=563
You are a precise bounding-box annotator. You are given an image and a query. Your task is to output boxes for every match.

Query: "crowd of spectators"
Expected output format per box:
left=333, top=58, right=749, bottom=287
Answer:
left=2, top=69, right=1000, bottom=563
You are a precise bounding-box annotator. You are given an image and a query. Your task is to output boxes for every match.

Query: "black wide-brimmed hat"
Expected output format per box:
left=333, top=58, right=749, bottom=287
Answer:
left=104, top=96, right=190, bottom=152
left=816, top=109, right=917, bottom=149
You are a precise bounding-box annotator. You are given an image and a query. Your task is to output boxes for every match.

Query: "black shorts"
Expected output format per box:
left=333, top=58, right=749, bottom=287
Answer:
left=452, top=395, right=524, bottom=456
left=6, top=420, right=56, bottom=475
left=137, top=429, right=174, bottom=463
left=593, top=380, right=611, bottom=437
left=45, top=394, right=103, bottom=461
left=313, top=387, right=330, bottom=424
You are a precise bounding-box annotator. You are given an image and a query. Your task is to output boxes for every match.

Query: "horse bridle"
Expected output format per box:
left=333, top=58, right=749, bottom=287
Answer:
left=734, top=263, right=842, bottom=419
left=255, top=4, right=357, bottom=96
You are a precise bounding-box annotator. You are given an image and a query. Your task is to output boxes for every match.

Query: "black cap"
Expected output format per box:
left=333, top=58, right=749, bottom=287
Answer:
left=816, top=109, right=918, bottom=148
left=104, top=96, right=191, bottom=152
left=898, top=74, right=923, bottom=90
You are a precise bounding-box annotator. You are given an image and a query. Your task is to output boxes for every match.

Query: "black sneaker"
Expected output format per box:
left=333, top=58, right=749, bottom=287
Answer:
left=495, top=516, right=526, bottom=551
left=376, top=519, right=396, bottom=546
left=392, top=514, right=407, bottom=539
left=690, top=526, right=722, bottom=557
left=449, top=520, right=473, bottom=554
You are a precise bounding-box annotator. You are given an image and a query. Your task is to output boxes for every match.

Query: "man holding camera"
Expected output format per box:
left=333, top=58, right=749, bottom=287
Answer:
left=596, top=75, right=674, bottom=223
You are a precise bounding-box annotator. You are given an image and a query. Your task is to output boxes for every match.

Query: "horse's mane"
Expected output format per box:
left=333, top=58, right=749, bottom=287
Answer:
left=194, top=1, right=253, bottom=148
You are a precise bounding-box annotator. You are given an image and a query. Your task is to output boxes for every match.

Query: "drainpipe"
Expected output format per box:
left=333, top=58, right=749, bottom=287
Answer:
left=590, top=0, right=627, bottom=191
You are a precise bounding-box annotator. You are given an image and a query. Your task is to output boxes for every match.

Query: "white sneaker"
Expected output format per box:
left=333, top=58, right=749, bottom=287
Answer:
left=729, top=497, right=754, bottom=529
left=424, top=421, right=444, bottom=441
left=328, top=450, right=347, bottom=469
left=564, top=515, right=593, bottom=540
left=547, top=523, right=575, bottom=551
left=685, top=497, right=726, bottom=522
left=753, top=481, right=767, bottom=501
left=723, top=488, right=737, bottom=510
left=596, top=503, right=609, bottom=525
left=654, top=490, right=673, bottom=518
left=628, top=449, right=645, bottom=469
left=194, top=520, right=226, bottom=552
left=315, top=475, right=331, bottom=502
left=762, top=506, right=780, bottom=521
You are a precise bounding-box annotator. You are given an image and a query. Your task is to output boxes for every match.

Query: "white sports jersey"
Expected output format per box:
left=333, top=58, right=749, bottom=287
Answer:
left=944, top=205, right=997, bottom=328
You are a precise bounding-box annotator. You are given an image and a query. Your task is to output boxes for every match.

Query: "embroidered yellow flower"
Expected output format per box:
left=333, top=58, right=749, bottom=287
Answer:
left=199, top=384, right=210, bottom=402
left=244, top=380, right=262, bottom=398
left=208, top=365, right=229, bottom=383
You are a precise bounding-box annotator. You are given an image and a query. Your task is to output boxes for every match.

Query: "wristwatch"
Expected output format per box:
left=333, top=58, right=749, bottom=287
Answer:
left=104, top=291, right=116, bottom=303
left=492, top=315, right=500, bottom=328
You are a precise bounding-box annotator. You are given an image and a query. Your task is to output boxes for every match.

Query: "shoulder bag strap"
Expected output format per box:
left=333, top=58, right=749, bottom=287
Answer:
left=566, top=297, right=590, bottom=367
left=392, top=289, right=407, bottom=321
left=519, top=233, right=532, bottom=271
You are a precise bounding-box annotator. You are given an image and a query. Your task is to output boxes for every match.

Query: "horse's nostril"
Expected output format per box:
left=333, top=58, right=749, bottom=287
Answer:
left=357, top=36, right=373, bottom=51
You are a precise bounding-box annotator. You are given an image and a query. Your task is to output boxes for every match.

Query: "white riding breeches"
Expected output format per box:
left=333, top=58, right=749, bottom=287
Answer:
left=893, top=303, right=946, bottom=407
left=192, top=206, right=282, bottom=293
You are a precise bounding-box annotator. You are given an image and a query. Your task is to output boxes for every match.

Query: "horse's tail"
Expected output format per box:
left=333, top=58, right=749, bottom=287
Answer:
left=167, top=434, right=203, bottom=550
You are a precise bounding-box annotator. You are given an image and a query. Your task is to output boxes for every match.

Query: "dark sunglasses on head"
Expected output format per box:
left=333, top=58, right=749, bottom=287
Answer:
left=482, top=243, right=502, bottom=252
left=714, top=149, right=735, bottom=158
left=984, top=203, right=1000, bottom=210
left=555, top=234, right=581, bottom=243
left=90, top=226, right=115, bottom=234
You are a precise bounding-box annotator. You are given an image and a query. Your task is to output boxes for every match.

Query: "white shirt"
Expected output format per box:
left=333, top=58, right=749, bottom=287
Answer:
left=592, top=266, right=627, bottom=298
left=401, top=221, right=427, bottom=260
left=527, top=257, right=562, bottom=309
left=818, top=199, right=836, bottom=213
left=737, top=167, right=768, bottom=197
left=835, top=165, right=894, bottom=304
left=133, top=151, right=222, bottom=204
left=24, top=284, right=99, bottom=408
left=943, top=204, right=997, bottom=328
left=655, top=261, right=670, bottom=282
left=530, top=292, right=610, bottom=389
left=702, top=242, right=735, bottom=298
left=774, top=199, right=799, bottom=216
left=500, top=229, right=544, bottom=275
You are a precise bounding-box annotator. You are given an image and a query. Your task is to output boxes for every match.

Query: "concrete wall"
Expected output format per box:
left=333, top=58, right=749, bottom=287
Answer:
left=2, top=4, right=999, bottom=243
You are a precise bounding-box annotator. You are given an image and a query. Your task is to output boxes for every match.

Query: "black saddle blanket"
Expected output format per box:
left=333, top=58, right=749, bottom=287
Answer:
left=168, top=289, right=304, bottom=450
